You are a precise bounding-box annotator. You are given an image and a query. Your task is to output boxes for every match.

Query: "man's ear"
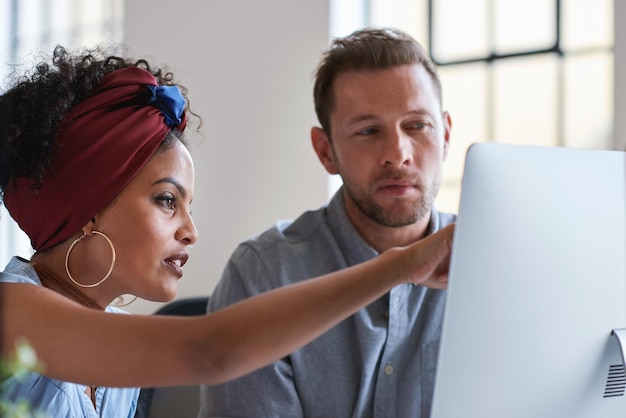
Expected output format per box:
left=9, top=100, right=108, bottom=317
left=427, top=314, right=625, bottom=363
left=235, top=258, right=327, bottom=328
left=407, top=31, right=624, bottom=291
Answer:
left=442, top=111, right=452, bottom=161
left=311, top=127, right=339, bottom=175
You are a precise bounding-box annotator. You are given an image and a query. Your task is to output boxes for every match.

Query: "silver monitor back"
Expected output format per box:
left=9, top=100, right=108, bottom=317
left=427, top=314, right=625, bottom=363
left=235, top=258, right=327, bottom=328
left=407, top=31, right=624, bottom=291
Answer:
left=431, top=143, right=626, bottom=418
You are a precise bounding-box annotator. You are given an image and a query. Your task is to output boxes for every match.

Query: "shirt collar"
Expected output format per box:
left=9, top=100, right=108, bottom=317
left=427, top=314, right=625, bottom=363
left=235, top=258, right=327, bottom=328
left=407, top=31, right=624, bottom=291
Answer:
left=326, top=188, right=379, bottom=265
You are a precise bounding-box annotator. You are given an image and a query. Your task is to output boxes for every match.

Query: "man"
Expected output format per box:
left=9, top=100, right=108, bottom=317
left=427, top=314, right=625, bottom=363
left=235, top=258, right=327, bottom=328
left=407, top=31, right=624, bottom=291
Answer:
left=199, top=27, right=455, bottom=418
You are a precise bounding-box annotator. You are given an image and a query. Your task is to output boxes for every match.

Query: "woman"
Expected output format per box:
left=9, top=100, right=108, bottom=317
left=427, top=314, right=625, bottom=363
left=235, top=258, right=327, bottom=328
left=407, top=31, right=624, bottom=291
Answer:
left=0, top=46, right=454, bottom=417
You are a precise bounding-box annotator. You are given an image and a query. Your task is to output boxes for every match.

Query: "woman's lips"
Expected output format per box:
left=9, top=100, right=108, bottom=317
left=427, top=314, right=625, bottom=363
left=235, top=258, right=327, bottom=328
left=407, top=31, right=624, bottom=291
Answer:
left=164, top=252, right=189, bottom=278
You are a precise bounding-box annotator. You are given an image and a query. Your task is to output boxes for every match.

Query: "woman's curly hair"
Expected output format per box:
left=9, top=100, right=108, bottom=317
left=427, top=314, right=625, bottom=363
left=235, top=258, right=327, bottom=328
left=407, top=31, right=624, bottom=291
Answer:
left=0, top=45, right=192, bottom=201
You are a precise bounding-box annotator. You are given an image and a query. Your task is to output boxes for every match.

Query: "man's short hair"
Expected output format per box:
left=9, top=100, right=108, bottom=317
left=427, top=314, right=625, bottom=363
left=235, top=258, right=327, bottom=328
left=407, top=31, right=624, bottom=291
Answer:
left=313, top=27, right=443, bottom=137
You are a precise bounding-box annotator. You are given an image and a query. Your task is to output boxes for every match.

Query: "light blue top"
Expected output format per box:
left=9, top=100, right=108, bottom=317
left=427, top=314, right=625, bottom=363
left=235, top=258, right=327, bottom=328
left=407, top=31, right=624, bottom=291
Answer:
left=199, top=189, right=456, bottom=418
left=0, top=257, right=139, bottom=418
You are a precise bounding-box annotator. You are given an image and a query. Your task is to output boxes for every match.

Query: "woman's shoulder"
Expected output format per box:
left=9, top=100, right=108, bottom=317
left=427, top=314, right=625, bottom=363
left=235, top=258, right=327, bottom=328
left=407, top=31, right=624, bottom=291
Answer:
left=1, top=257, right=130, bottom=314
left=2, top=371, right=139, bottom=417
left=2, top=371, right=90, bottom=416
left=0, top=256, right=40, bottom=285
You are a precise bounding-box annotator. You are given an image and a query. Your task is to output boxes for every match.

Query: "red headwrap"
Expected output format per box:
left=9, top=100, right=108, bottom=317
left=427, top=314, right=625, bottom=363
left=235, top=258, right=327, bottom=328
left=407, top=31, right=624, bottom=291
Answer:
left=3, top=67, right=187, bottom=251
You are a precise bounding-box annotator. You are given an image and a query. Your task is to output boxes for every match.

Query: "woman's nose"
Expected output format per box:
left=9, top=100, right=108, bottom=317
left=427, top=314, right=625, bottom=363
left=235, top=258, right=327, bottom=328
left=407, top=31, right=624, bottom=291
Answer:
left=178, top=213, right=199, bottom=245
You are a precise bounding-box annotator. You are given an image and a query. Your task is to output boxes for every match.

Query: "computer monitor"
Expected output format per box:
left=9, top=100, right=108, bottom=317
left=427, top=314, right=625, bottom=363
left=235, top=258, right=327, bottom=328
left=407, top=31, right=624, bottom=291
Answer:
left=430, top=143, right=626, bottom=418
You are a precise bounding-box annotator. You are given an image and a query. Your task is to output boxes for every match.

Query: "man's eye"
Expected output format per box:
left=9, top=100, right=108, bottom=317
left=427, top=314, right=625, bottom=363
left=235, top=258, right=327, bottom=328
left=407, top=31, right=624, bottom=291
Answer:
left=357, top=127, right=377, bottom=136
left=409, top=122, right=427, bottom=130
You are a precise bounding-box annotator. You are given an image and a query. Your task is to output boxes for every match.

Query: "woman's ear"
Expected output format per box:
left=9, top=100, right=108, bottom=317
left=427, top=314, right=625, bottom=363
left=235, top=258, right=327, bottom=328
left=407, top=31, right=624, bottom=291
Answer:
left=311, top=127, right=339, bottom=175
left=80, top=218, right=97, bottom=235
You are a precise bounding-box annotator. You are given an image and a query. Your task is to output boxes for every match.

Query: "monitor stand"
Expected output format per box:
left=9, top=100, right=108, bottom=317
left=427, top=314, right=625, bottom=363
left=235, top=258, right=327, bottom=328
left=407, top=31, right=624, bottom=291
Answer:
left=609, top=329, right=626, bottom=397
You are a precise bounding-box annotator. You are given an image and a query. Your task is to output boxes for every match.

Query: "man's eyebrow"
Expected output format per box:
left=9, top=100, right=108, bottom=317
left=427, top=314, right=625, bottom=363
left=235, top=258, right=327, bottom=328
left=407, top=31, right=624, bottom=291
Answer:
left=406, top=109, right=433, bottom=117
left=347, top=114, right=377, bottom=125
left=153, top=177, right=187, bottom=198
left=347, top=109, right=433, bottom=125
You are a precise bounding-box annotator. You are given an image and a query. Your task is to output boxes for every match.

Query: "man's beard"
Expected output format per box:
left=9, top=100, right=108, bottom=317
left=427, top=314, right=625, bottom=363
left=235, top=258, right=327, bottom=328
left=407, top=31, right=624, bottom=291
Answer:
left=344, top=173, right=441, bottom=228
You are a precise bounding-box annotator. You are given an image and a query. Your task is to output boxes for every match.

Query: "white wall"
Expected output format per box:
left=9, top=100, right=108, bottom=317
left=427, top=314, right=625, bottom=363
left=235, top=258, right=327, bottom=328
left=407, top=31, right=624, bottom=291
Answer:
left=123, top=1, right=331, bottom=314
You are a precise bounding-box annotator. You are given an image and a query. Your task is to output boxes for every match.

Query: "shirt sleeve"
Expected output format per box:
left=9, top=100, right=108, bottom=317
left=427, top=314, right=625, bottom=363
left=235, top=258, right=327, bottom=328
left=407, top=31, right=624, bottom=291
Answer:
left=198, top=244, right=305, bottom=418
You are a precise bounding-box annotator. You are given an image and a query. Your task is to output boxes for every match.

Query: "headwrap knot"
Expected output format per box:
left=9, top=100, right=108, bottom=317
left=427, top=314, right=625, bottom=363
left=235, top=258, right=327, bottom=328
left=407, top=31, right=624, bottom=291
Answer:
left=146, top=85, right=186, bottom=128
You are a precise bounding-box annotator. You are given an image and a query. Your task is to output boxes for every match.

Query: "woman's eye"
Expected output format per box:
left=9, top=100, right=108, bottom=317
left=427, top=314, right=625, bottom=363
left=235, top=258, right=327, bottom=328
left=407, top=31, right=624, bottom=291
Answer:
left=155, top=195, right=176, bottom=210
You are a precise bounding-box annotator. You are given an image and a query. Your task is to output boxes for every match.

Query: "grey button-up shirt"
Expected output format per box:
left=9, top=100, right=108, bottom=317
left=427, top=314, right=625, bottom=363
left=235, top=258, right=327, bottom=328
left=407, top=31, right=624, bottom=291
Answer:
left=199, top=190, right=456, bottom=418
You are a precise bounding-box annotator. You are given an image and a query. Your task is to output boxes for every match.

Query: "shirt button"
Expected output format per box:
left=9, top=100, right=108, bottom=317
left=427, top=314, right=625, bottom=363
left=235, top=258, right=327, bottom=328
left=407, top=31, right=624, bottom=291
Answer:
left=384, top=310, right=389, bottom=318
left=384, top=364, right=394, bottom=375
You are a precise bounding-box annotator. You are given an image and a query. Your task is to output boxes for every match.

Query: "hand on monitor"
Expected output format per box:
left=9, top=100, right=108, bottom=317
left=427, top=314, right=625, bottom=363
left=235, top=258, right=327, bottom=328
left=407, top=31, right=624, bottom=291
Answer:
left=400, top=223, right=455, bottom=289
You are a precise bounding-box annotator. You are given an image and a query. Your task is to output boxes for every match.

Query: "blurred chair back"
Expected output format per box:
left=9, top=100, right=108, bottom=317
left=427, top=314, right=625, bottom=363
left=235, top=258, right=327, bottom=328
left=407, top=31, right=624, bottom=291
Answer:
left=134, top=296, right=209, bottom=418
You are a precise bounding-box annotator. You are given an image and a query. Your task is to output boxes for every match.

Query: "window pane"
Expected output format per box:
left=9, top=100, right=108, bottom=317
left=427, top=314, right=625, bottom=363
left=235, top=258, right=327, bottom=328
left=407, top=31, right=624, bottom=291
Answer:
left=437, top=63, right=489, bottom=216
left=16, top=0, right=45, bottom=56
left=564, top=53, right=613, bottom=149
left=370, top=0, right=428, bottom=44
left=562, top=0, right=613, bottom=50
left=494, top=0, right=555, bottom=54
left=74, top=0, right=112, bottom=47
left=330, top=0, right=367, bottom=37
left=435, top=180, right=462, bottom=215
left=49, top=0, right=74, bottom=46
left=0, top=0, right=11, bottom=73
left=432, top=0, right=489, bottom=62
left=493, top=55, right=558, bottom=146
left=439, top=63, right=488, bottom=181
left=50, top=0, right=72, bottom=32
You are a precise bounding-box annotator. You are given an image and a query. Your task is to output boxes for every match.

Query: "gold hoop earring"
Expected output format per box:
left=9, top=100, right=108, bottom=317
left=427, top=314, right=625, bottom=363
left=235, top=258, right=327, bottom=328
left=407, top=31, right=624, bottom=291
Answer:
left=65, top=230, right=116, bottom=288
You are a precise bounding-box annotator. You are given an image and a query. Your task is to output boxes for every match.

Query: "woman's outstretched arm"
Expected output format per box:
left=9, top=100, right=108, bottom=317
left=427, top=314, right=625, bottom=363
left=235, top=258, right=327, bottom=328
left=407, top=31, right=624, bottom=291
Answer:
left=1, top=223, right=454, bottom=388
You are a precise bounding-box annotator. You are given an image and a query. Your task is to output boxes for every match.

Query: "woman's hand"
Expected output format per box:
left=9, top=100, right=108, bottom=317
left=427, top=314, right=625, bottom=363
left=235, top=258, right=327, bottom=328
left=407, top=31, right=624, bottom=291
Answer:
left=399, top=223, right=455, bottom=289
